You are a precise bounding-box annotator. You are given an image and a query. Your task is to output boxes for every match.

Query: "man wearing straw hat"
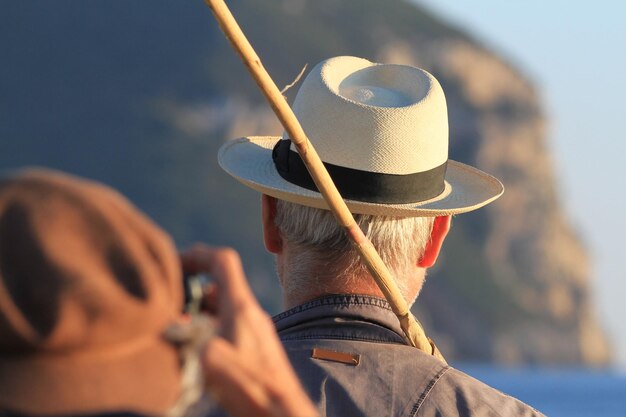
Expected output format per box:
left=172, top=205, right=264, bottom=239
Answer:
left=0, top=168, right=318, bottom=417
left=218, top=56, right=544, bottom=416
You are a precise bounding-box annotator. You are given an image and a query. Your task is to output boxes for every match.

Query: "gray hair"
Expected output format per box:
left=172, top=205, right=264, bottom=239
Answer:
left=274, top=200, right=435, bottom=302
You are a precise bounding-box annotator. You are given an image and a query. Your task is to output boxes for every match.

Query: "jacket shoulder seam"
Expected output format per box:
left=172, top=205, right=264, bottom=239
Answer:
left=409, top=365, right=451, bottom=417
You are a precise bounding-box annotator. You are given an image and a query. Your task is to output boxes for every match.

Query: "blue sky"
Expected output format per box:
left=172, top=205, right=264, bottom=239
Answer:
left=414, top=0, right=626, bottom=366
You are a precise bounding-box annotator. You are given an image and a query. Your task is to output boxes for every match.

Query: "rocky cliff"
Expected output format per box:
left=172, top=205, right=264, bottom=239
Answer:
left=0, top=0, right=610, bottom=364
left=389, top=39, right=611, bottom=365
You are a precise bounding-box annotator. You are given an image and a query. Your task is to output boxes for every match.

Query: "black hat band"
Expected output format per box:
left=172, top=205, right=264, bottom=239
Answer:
left=272, top=139, right=447, bottom=204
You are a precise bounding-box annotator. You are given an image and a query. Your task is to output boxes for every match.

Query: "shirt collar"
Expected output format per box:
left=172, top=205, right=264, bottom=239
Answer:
left=272, top=294, right=409, bottom=344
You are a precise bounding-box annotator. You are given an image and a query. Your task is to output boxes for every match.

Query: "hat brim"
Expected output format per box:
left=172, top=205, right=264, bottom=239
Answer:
left=0, top=336, right=180, bottom=415
left=219, top=137, right=504, bottom=216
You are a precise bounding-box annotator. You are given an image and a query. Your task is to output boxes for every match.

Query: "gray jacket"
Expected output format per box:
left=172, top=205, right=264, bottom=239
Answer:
left=274, top=295, right=545, bottom=417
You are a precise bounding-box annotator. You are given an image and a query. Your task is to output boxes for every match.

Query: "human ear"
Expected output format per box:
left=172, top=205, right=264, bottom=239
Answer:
left=261, top=194, right=283, bottom=254
left=417, top=216, right=451, bottom=268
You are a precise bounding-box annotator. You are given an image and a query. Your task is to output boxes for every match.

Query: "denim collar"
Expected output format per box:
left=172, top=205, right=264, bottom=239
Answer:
left=272, top=294, right=409, bottom=345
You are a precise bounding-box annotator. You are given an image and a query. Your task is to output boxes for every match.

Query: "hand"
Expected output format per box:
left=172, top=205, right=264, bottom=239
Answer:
left=180, top=244, right=318, bottom=417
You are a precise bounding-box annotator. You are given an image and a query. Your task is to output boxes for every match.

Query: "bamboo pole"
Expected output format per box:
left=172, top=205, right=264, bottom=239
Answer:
left=204, top=0, right=445, bottom=363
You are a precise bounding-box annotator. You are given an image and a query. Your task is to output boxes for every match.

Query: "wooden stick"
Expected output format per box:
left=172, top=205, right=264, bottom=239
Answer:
left=204, top=0, right=445, bottom=363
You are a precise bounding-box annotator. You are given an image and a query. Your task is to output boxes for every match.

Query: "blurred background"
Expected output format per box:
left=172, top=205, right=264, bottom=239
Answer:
left=1, top=1, right=624, bottom=415
left=417, top=0, right=626, bottom=371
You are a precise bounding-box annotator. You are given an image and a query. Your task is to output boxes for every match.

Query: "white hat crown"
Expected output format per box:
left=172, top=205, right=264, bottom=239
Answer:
left=288, top=56, right=448, bottom=175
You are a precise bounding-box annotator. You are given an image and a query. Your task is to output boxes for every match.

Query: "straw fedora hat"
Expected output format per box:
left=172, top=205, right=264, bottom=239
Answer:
left=218, top=56, right=503, bottom=216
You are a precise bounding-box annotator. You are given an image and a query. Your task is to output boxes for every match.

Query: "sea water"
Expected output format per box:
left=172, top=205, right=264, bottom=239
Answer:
left=458, top=365, right=626, bottom=416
